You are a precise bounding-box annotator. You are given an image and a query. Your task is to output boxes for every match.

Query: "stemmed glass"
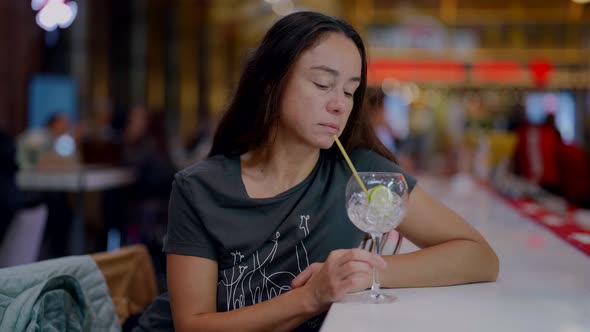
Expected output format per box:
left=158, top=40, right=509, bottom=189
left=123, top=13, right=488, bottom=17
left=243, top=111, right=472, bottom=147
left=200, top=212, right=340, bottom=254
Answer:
left=345, top=172, right=409, bottom=303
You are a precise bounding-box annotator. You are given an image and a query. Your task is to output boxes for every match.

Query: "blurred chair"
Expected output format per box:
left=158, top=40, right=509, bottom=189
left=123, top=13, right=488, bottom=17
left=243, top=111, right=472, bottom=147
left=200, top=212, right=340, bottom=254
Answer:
left=92, top=244, right=158, bottom=325
left=0, top=204, right=47, bottom=268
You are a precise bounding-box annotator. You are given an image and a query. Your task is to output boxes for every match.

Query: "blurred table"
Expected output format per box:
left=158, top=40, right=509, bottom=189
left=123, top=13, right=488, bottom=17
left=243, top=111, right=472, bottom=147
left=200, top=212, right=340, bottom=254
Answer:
left=321, top=175, right=590, bottom=332
left=17, top=167, right=135, bottom=254
left=17, top=167, right=135, bottom=192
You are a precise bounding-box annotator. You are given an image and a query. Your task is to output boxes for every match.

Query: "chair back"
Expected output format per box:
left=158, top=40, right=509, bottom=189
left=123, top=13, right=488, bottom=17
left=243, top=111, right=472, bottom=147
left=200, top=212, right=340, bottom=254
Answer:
left=92, top=244, right=158, bottom=324
left=0, top=204, right=47, bottom=268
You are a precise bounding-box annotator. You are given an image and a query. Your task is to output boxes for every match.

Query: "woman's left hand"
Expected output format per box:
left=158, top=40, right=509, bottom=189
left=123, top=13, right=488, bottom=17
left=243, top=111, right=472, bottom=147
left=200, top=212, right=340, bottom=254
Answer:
left=290, top=253, right=374, bottom=294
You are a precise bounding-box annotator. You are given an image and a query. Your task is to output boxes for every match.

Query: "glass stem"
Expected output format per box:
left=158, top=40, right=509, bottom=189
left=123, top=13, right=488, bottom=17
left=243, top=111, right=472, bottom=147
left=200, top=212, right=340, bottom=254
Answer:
left=370, top=233, right=382, bottom=298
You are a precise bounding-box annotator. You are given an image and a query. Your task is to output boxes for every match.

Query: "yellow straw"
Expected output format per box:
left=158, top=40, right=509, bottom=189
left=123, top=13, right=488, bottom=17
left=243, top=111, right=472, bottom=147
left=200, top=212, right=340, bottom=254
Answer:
left=333, top=135, right=369, bottom=197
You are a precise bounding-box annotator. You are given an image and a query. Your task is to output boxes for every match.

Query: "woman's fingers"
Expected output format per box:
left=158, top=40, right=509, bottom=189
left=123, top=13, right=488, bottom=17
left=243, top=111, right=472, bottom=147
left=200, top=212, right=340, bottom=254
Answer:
left=291, top=263, right=322, bottom=288
left=321, top=249, right=387, bottom=298
left=335, top=261, right=372, bottom=280
left=299, top=249, right=389, bottom=308
left=339, top=272, right=372, bottom=295
left=330, top=270, right=373, bottom=301
left=291, top=268, right=312, bottom=289
left=329, top=248, right=387, bottom=270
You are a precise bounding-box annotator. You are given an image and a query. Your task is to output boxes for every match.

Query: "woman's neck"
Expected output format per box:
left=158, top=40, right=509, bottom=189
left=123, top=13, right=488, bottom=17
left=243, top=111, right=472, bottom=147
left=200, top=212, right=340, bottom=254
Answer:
left=240, top=141, right=320, bottom=199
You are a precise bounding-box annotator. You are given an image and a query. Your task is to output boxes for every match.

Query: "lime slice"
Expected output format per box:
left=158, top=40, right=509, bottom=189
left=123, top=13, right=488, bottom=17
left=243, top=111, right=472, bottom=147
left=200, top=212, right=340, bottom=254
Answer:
left=368, top=185, right=395, bottom=212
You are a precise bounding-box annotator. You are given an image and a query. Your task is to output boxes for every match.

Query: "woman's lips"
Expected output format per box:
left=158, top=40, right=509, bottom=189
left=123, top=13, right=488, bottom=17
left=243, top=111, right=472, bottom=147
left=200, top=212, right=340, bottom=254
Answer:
left=320, top=123, right=339, bottom=134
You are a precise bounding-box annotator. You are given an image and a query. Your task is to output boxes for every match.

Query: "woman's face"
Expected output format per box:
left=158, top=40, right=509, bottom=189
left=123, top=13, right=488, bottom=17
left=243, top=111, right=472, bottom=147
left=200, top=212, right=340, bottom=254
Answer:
left=277, top=32, right=362, bottom=149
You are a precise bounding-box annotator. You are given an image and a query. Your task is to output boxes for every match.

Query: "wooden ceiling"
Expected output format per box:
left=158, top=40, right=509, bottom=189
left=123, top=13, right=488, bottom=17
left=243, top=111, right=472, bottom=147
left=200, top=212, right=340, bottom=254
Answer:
left=210, top=1, right=590, bottom=63
left=205, top=0, right=590, bottom=88
left=214, top=0, right=590, bottom=23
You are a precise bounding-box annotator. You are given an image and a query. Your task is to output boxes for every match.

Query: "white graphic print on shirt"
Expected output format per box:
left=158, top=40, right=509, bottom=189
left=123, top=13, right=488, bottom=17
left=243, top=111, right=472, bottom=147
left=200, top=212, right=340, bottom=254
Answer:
left=219, top=215, right=311, bottom=311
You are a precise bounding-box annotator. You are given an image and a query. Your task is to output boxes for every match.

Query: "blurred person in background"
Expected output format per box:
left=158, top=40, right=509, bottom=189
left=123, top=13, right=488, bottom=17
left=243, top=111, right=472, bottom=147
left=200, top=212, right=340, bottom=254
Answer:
left=406, top=97, right=436, bottom=171
left=78, top=99, right=124, bottom=166
left=122, top=104, right=176, bottom=202
left=0, top=128, right=44, bottom=246
left=365, top=86, right=415, bottom=172
left=152, top=11, right=498, bottom=332
left=15, top=112, right=77, bottom=258
left=169, top=111, right=217, bottom=170
left=0, top=128, right=27, bottom=244
left=365, top=86, right=396, bottom=152
left=16, top=111, right=79, bottom=169
left=86, top=99, right=120, bottom=143
left=0, top=129, right=19, bottom=227
left=120, top=104, right=175, bottom=283
left=507, top=91, right=526, bottom=132
left=557, top=142, right=590, bottom=208
left=513, top=113, right=562, bottom=194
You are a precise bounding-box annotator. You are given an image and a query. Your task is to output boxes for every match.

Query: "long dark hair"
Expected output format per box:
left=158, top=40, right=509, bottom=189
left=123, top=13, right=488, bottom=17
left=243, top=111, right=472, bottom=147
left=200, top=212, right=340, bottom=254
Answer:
left=208, top=11, right=395, bottom=163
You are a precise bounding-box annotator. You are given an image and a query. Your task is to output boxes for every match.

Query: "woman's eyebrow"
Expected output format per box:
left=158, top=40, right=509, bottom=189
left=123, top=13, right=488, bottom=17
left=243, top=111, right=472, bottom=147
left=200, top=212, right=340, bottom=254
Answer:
left=310, top=65, right=361, bottom=82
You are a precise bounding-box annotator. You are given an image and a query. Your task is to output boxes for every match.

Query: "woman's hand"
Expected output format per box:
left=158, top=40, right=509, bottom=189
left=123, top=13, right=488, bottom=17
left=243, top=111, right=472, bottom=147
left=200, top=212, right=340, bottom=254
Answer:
left=290, top=249, right=386, bottom=312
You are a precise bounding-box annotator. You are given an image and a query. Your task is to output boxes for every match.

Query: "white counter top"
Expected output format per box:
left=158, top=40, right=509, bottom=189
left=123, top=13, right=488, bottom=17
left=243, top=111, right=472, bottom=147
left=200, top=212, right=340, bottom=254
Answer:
left=321, top=176, right=590, bottom=332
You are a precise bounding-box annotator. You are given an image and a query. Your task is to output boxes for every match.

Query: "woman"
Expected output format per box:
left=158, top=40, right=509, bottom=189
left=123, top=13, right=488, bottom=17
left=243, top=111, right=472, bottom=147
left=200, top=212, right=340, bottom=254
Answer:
left=365, top=86, right=396, bottom=152
left=165, top=11, right=498, bottom=332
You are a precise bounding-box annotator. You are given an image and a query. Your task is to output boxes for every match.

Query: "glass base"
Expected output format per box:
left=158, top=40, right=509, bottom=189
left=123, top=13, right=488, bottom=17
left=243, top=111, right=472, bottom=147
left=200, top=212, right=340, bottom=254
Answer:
left=339, top=290, right=398, bottom=304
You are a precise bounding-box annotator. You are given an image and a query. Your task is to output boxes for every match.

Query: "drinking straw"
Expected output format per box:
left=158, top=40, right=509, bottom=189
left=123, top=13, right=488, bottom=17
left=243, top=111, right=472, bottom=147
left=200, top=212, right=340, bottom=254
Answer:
left=333, top=135, right=369, bottom=197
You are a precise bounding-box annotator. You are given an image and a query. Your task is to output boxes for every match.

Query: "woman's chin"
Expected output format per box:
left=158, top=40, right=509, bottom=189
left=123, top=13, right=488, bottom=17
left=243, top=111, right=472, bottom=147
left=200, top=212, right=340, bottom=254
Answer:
left=316, top=139, right=335, bottom=150
left=299, top=135, right=335, bottom=150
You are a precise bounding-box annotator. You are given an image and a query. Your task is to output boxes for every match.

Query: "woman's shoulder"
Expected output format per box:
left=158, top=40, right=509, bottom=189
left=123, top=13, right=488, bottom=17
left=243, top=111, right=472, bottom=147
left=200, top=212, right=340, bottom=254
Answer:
left=348, top=147, right=383, bottom=165
left=323, top=146, right=382, bottom=171
left=174, top=154, right=235, bottom=185
left=347, top=147, right=418, bottom=191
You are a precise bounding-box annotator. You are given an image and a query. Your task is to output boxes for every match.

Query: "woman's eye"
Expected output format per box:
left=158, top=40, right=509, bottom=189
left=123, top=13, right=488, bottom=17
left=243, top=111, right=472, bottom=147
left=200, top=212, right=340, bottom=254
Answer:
left=344, top=91, right=353, bottom=98
left=314, top=83, right=329, bottom=90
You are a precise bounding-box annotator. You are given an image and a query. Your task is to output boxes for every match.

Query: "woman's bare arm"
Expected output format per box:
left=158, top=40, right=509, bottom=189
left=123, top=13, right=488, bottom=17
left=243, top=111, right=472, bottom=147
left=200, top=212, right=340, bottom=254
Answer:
left=380, top=185, right=499, bottom=287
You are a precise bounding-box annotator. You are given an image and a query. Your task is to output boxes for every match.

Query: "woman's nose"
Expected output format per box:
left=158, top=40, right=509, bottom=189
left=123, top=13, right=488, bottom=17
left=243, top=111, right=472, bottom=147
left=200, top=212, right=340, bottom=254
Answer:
left=327, top=92, right=347, bottom=114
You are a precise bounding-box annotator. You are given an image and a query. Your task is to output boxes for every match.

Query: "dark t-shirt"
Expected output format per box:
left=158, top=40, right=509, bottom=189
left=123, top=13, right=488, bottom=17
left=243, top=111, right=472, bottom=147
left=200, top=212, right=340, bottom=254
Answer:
left=163, top=147, right=416, bottom=330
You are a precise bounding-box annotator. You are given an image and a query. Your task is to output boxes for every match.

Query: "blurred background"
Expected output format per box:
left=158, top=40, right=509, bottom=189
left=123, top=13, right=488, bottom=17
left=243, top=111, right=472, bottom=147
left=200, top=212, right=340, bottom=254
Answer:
left=1, top=0, right=590, bottom=296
